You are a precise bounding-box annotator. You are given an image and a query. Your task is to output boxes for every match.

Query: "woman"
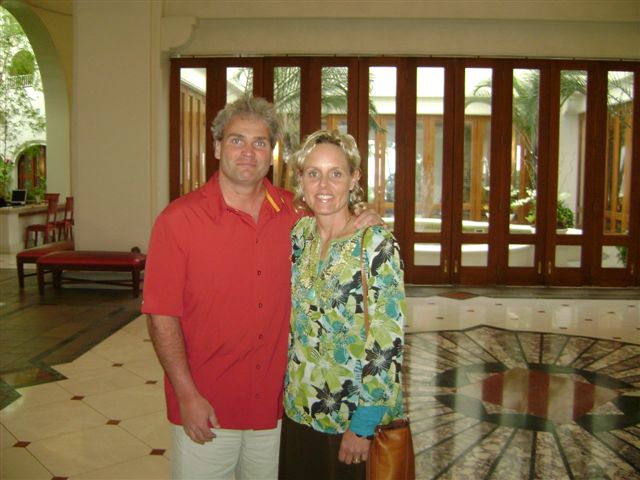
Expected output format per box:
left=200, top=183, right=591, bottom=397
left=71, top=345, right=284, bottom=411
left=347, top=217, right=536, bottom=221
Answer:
left=279, top=130, right=406, bottom=480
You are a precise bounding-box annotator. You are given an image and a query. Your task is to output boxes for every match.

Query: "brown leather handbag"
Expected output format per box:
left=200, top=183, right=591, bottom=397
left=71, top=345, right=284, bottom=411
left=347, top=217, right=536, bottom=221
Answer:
left=360, top=228, right=415, bottom=480
left=367, top=419, right=415, bottom=480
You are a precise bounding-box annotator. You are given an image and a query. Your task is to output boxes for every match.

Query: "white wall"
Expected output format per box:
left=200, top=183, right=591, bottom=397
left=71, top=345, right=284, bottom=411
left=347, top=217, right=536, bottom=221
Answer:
left=171, top=0, right=639, bottom=59
left=73, top=0, right=157, bottom=250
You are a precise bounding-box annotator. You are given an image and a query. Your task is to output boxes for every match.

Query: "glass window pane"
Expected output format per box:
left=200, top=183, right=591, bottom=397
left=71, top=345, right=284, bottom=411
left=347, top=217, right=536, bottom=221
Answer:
left=510, top=69, right=539, bottom=234
left=461, top=243, right=489, bottom=267
left=226, top=67, right=252, bottom=103
left=414, top=243, right=441, bottom=266
left=604, top=71, right=634, bottom=235
left=508, top=244, right=535, bottom=267
left=602, top=246, right=627, bottom=268
left=415, top=67, right=445, bottom=233
left=321, top=66, right=348, bottom=133
left=368, top=67, right=397, bottom=224
left=557, top=70, right=586, bottom=235
left=555, top=245, right=581, bottom=268
left=273, top=66, right=301, bottom=190
left=180, top=68, right=207, bottom=196
left=464, top=68, right=492, bottom=223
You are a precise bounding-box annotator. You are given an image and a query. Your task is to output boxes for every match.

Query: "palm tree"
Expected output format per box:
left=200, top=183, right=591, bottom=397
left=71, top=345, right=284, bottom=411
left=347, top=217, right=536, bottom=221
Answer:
left=230, top=66, right=381, bottom=187
left=472, top=70, right=588, bottom=225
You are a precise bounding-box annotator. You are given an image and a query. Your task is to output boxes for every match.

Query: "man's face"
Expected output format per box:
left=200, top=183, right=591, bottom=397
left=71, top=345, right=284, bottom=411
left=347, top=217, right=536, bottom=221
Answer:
left=215, top=114, right=273, bottom=188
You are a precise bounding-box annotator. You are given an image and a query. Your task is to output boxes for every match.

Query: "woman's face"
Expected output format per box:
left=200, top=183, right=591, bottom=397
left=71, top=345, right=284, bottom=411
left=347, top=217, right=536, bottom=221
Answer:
left=300, top=143, right=359, bottom=218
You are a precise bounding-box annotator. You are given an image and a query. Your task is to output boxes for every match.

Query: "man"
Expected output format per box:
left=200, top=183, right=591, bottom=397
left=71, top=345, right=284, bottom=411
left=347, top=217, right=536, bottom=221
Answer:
left=143, top=97, right=377, bottom=479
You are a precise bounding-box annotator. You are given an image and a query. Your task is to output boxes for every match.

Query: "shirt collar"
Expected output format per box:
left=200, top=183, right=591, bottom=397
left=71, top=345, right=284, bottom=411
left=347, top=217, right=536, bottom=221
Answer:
left=202, top=171, right=286, bottom=223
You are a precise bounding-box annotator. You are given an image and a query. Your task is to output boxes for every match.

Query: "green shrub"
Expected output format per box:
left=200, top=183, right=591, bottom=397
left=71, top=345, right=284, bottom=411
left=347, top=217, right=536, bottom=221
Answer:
left=555, top=199, right=574, bottom=229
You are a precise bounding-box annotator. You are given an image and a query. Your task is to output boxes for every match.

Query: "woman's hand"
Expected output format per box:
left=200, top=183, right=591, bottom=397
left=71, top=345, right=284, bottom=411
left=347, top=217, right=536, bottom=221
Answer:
left=338, top=429, right=371, bottom=465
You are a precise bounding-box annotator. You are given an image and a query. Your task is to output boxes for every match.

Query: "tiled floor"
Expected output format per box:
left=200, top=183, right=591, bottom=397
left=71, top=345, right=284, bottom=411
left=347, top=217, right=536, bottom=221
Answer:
left=1, top=255, right=639, bottom=479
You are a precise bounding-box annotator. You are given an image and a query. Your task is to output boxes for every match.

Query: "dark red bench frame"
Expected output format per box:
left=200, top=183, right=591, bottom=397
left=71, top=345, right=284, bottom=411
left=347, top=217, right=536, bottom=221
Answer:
left=37, top=251, right=146, bottom=297
left=16, top=240, right=75, bottom=288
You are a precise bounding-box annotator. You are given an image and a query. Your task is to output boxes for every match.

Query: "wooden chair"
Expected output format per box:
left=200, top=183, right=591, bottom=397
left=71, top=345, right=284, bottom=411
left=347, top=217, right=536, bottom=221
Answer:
left=44, top=193, right=60, bottom=203
left=25, top=197, right=58, bottom=248
left=55, top=196, right=74, bottom=240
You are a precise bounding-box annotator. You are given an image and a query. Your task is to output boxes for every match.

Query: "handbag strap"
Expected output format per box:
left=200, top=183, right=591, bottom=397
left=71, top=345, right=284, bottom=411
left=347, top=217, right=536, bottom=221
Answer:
left=359, top=226, right=410, bottom=417
left=359, top=226, right=372, bottom=336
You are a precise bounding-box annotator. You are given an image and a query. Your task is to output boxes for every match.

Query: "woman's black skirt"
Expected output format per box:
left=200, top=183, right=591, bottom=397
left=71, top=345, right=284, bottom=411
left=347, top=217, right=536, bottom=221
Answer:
left=278, top=414, right=365, bottom=480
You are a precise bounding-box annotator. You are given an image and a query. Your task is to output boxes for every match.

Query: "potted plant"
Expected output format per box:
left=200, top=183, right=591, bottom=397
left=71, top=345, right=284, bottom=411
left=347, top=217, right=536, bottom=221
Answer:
left=516, top=195, right=576, bottom=231
left=555, top=199, right=575, bottom=230
left=31, top=172, right=45, bottom=203
left=0, top=157, right=14, bottom=200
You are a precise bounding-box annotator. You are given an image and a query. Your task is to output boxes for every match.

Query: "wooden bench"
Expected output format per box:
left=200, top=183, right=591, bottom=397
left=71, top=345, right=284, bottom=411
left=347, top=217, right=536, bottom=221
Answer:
left=16, top=240, right=75, bottom=288
left=37, top=251, right=146, bottom=297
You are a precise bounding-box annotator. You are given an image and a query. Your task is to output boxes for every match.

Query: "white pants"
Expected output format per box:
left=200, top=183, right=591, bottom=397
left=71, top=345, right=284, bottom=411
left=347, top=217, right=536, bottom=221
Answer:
left=172, top=422, right=281, bottom=480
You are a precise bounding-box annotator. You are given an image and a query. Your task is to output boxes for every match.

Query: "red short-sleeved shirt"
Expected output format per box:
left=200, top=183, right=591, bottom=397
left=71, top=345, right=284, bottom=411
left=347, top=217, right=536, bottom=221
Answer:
left=142, top=172, right=298, bottom=429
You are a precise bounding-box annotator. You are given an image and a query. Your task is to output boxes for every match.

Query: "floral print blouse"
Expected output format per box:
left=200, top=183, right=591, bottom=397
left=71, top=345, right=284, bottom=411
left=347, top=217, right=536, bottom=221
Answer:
left=283, top=217, right=406, bottom=434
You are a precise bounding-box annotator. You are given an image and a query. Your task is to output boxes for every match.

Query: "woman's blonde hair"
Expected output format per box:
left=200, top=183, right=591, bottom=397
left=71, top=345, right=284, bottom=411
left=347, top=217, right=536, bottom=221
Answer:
left=292, top=129, right=365, bottom=213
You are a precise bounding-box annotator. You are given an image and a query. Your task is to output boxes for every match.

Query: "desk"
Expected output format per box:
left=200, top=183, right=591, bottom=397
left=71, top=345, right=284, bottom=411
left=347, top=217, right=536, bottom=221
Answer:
left=0, top=204, right=65, bottom=254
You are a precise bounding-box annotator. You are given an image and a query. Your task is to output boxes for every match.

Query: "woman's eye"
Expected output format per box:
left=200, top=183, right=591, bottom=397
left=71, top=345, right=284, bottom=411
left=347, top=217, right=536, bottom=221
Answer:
left=331, top=170, right=343, bottom=178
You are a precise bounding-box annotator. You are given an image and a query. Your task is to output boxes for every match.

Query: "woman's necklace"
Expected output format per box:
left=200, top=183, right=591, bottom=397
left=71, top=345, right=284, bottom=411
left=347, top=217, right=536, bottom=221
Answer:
left=318, top=214, right=354, bottom=261
left=336, top=215, right=354, bottom=239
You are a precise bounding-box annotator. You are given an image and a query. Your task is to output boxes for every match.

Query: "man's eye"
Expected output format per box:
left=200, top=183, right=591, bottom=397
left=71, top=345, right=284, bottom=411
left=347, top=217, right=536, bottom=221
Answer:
left=255, top=140, right=267, bottom=148
left=230, top=137, right=242, bottom=145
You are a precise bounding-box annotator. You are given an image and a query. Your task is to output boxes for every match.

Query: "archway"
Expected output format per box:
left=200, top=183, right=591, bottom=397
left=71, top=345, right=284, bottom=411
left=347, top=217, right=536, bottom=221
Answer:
left=3, top=0, right=71, bottom=199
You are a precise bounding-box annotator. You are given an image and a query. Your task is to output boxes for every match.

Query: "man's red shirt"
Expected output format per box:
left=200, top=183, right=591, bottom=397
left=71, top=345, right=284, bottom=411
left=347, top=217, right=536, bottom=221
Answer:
left=142, top=172, right=298, bottom=429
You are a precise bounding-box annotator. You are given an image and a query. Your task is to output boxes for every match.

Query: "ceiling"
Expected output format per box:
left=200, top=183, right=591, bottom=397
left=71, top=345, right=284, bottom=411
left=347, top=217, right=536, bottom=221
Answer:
left=22, top=0, right=72, bottom=16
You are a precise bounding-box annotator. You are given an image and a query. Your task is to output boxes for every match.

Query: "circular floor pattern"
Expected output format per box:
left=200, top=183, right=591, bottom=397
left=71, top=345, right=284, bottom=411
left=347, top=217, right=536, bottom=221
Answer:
left=405, top=325, right=640, bottom=479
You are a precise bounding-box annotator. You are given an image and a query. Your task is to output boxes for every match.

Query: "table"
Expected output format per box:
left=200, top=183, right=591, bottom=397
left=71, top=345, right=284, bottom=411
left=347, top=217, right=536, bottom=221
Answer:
left=0, top=203, right=66, bottom=254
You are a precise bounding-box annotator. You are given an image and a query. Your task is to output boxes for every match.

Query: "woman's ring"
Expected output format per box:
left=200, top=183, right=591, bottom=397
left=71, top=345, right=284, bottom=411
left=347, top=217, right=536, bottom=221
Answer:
left=353, top=457, right=361, bottom=464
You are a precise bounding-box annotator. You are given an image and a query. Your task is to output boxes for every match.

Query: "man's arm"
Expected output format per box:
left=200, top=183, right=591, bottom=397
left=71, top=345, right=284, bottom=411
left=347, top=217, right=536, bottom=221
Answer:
left=147, top=314, right=220, bottom=443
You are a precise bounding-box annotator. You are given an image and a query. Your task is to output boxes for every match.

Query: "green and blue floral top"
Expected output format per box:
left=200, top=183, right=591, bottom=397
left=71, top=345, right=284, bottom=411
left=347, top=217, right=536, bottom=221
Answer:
left=283, top=217, right=406, bottom=434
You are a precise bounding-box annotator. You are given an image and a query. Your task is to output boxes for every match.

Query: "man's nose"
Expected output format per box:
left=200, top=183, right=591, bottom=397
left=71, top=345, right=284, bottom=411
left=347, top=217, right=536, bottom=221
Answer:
left=241, top=143, right=256, bottom=156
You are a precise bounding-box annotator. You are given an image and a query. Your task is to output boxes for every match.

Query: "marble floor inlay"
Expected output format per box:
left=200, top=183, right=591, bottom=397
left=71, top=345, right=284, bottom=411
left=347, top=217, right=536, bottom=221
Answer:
left=407, top=325, right=640, bottom=479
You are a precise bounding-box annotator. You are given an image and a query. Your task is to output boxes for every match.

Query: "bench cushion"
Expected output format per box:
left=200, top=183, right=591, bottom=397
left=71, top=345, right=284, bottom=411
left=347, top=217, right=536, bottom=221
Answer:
left=17, top=241, right=75, bottom=262
left=37, top=251, right=146, bottom=268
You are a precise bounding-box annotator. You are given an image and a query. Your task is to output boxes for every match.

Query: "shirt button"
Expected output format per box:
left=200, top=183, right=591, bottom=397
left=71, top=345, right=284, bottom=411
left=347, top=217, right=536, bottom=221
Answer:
left=258, top=334, right=264, bottom=340
left=258, top=303, right=263, bottom=308
left=257, top=270, right=262, bottom=276
left=255, top=394, right=261, bottom=399
left=256, top=364, right=261, bottom=370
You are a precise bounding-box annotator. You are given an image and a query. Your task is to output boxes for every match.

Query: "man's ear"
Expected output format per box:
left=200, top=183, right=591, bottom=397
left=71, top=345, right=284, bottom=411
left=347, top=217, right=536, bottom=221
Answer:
left=214, top=140, right=221, bottom=159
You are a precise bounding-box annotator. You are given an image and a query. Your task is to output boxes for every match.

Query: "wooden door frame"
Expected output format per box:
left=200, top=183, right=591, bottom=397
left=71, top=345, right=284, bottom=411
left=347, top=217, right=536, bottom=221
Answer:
left=502, top=60, right=552, bottom=285
left=591, top=61, right=640, bottom=286
left=454, top=58, right=500, bottom=285
left=168, top=56, right=640, bottom=287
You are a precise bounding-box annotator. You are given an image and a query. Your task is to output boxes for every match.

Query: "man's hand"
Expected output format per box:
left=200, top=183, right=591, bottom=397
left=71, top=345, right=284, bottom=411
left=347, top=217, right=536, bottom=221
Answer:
left=338, top=429, right=371, bottom=465
left=179, top=393, right=221, bottom=444
left=353, top=203, right=384, bottom=229
left=147, top=315, right=220, bottom=444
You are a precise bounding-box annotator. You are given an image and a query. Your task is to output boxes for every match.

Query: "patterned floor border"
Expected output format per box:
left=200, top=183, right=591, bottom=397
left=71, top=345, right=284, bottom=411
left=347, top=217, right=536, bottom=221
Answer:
left=405, top=324, right=640, bottom=479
